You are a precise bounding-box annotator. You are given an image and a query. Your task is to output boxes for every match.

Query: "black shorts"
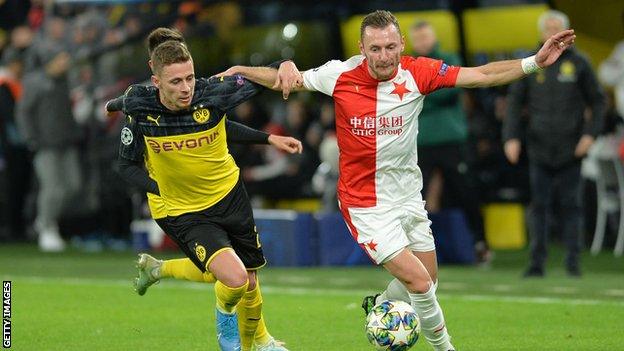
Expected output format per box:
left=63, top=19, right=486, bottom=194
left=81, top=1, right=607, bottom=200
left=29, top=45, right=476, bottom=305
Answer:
left=165, top=179, right=266, bottom=272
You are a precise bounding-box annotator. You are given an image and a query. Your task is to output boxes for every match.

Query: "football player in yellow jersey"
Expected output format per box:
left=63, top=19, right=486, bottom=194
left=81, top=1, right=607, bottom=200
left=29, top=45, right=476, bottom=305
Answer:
left=116, top=36, right=301, bottom=351
left=108, top=28, right=295, bottom=351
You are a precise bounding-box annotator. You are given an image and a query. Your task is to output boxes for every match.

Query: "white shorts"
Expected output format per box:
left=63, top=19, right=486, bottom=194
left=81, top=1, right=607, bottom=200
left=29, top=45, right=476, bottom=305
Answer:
left=339, top=196, right=435, bottom=265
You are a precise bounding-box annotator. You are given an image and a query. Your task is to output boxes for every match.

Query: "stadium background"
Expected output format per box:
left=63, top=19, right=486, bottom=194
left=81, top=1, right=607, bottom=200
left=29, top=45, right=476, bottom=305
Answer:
left=1, top=0, right=623, bottom=350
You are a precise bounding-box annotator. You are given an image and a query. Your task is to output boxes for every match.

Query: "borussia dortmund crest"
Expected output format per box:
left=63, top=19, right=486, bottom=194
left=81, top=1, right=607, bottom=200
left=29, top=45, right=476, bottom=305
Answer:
left=193, top=108, right=210, bottom=124
left=195, top=244, right=206, bottom=262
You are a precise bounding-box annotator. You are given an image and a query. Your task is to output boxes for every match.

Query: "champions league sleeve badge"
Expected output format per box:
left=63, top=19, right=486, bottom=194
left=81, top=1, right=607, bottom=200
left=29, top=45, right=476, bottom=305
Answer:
left=438, top=63, right=449, bottom=76
left=121, top=127, right=134, bottom=145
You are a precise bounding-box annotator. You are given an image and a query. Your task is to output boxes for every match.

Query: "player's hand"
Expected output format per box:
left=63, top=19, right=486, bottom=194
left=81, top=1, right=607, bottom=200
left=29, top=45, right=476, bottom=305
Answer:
left=268, top=134, right=303, bottom=154
left=574, top=134, right=595, bottom=158
left=504, top=139, right=521, bottom=164
left=535, top=29, right=575, bottom=68
left=273, top=60, right=303, bottom=100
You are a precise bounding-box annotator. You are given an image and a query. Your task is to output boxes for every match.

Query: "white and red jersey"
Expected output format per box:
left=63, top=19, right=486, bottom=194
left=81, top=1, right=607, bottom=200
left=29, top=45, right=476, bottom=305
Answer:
left=303, top=55, right=460, bottom=208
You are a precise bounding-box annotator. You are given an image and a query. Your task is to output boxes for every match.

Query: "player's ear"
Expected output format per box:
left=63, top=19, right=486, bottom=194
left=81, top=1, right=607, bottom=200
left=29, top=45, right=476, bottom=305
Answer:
left=358, top=40, right=365, bottom=56
left=400, top=35, right=405, bottom=53
left=151, top=74, right=159, bottom=88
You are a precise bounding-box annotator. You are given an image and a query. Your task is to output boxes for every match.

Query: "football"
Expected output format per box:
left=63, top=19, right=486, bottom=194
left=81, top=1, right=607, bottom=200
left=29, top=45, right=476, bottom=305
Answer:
left=365, top=300, right=420, bottom=350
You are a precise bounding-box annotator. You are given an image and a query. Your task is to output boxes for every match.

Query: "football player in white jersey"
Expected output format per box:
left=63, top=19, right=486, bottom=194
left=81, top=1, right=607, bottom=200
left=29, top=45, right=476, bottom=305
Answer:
left=217, top=10, right=575, bottom=351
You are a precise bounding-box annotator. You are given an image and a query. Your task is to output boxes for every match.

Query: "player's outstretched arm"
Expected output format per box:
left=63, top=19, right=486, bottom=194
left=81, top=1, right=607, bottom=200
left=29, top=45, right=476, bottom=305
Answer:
left=456, top=29, right=575, bottom=88
left=215, top=61, right=305, bottom=99
left=225, top=120, right=302, bottom=153
left=268, top=134, right=303, bottom=154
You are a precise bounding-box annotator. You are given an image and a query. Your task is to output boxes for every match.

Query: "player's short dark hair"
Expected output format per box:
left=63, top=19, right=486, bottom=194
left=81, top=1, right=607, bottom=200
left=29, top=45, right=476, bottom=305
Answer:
left=151, top=40, right=192, bottom=74
left=146, top=28, right=185, bottom=57
left=360, top=10, right=401, bottom=39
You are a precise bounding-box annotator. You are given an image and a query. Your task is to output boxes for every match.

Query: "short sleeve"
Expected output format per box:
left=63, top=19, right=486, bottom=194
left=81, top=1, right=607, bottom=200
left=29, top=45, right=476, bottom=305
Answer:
left=118, top=115, right=144, bottom=162
left=404, top=56, right=460, bottom=95
left=303, top=59, right=345, bottom=96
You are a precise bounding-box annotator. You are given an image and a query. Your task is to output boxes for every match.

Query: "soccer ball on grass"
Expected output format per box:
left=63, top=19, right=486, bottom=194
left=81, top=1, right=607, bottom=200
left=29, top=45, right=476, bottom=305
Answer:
left=365, top=299, right=420, bottom=350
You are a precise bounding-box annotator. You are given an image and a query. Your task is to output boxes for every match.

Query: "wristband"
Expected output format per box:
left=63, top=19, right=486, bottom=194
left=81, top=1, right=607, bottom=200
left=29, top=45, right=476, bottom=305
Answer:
left=521, top=55, right=542, bottom=74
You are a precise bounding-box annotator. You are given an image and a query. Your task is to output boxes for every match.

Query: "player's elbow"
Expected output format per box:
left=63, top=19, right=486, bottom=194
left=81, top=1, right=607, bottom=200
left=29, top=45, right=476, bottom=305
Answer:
left=457, top=68, right=489, bottom=89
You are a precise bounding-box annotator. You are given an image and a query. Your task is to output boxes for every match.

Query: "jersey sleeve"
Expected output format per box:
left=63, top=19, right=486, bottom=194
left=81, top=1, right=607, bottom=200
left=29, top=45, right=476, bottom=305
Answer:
left=303, top=59, right=346, bottom=96
left=118, top=115, right=145, bottom=162
left=121, top=84, right=161, bottom=115
left=226, top=119, right=269, bottom=144
left=105, top=95, right=124, bottom=113
left=404, top=56, right=460, bottom=95
left=197, top=75, right=263, bottom=112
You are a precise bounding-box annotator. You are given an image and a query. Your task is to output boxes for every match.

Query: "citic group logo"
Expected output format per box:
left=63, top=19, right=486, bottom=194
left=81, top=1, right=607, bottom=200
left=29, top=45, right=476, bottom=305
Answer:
left=349, top=115, right=404, bottom=136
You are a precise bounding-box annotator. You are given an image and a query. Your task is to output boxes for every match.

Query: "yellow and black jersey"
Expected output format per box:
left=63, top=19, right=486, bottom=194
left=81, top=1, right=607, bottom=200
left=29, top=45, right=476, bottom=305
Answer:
left=118, top=75, right=264, bottom=217
left=143, top=153, right=167, bottom=219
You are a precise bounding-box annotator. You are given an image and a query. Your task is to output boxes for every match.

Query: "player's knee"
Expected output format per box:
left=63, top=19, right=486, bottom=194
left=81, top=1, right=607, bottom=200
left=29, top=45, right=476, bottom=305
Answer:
left=403, top=276, right=433, bottom=294
left=220, top=268, right=249, bottom=288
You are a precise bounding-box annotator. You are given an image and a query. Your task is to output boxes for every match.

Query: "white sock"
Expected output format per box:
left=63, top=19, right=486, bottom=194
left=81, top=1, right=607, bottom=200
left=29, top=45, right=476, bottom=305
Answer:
left=377, top=278, right=440, bottom=304
left=377, top=278, right=410, bottom=304
left=409, top=284, right=454, bottom=351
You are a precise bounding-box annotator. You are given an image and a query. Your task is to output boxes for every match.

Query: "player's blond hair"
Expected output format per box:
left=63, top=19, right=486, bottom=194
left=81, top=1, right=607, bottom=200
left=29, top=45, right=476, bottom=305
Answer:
left=150, top=40, right=192, bottom=74
left=360, top=10, right=401, bottom=39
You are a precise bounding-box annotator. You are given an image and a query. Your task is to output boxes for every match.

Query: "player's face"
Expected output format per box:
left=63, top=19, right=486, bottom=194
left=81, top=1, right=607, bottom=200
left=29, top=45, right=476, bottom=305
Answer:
left=152, top=59, right=195, bottom=111
left=410, top=25, right=437, bottom=56
left=359, top=24, right=404, bottom=81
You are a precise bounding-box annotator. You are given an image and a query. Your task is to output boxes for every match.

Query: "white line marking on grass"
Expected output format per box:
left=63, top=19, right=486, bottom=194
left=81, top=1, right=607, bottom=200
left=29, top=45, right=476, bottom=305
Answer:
left=548, top=286, right=578, bottom=294
left=6, top=275, right=624, bottom=307
left=604, top=289, right=624, bottom=297
left=440, top=282, right=467, bottom=290
left=327, top=277, right=360, bottom=286
left=454, top=294, right=623, bottom=306
left=274, top=276, right=315, bottom=285
left=261, top=285, right=370, bottom=296
left=345, top=303, right=358, bottom=310
left=491, top=285, right=513, bottom=292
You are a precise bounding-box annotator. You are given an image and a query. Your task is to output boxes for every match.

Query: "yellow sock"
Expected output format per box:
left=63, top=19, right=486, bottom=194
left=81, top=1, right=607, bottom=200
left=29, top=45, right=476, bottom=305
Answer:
left=202, top=272, right=216, bottom=283
left=238, top=283, right=263, bottom=351
left=252, top=279, right=271, bottom=345
left=238, top=278, right=272, bottom=348
left=215, top=280, right=248, bottom=313
left=159, top=258, right=215, bottom=282
left=254, top=313, right=271, bottom=346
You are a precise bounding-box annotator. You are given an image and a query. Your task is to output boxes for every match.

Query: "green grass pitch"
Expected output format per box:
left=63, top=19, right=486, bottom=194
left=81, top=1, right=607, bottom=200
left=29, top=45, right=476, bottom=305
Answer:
left=2, top=244, right=623, bottom=350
